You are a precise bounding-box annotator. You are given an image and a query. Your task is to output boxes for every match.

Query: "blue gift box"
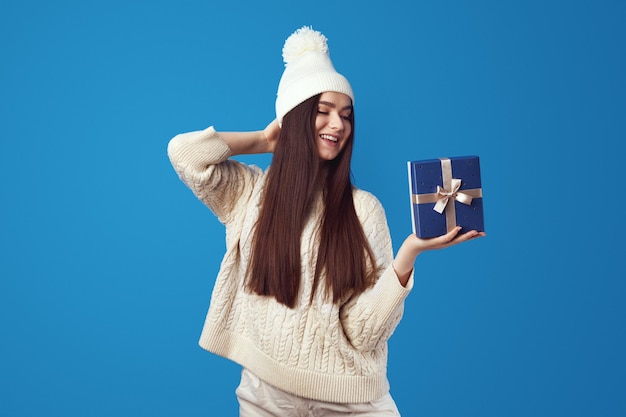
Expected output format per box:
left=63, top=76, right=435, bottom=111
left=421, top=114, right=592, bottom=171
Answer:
left=407, top=156, right=484, bottom=238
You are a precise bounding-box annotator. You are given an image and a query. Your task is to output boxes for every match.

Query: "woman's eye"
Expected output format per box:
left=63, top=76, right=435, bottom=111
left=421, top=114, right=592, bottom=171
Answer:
left=317, top=110, right=329, bottom=115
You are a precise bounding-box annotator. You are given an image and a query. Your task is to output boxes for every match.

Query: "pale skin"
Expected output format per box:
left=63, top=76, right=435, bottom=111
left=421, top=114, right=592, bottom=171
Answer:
left=218, top=92, right=486, bottom=287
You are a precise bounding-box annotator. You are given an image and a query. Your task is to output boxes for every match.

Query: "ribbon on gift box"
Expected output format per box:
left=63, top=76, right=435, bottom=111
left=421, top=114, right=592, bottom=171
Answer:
left=412, top=158, right=483, bottom=233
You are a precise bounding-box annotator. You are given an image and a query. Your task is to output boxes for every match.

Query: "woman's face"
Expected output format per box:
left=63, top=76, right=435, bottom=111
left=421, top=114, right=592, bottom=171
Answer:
left=315, top=92, right=353, bottom=161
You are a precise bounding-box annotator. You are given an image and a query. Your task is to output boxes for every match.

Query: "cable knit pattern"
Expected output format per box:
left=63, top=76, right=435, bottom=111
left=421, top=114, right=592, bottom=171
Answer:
left=167, top=126, right=414, bottom=403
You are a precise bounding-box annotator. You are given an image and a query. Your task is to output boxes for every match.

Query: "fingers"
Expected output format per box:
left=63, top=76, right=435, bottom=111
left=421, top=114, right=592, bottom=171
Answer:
left=424, top=227, right=485, bottom=251
left=442, top=226, right=463, bottom=242
left=263, top=120, right=281, bottom=153
left=449, top=229, right=486, bottom=245
left=426, top=226, right=462, bottom=248
left=266, top=119, right=280, bottom=137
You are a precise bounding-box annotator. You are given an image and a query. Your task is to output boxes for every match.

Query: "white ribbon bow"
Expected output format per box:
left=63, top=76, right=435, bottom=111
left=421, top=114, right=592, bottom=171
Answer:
left=433, top=178, right=475, bottom=214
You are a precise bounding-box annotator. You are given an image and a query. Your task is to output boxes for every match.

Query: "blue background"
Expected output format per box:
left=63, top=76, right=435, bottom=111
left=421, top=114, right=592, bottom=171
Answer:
left=1, top=1, right=624, bottom=416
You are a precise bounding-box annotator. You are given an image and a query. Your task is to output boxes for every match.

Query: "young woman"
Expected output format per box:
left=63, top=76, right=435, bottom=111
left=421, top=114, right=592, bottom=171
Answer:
left=168, top=26, right=484, bottom=416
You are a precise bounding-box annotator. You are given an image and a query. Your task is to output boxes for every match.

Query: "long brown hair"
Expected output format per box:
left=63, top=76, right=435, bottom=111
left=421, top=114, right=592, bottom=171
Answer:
left=247, top=94, right=378, bottom=308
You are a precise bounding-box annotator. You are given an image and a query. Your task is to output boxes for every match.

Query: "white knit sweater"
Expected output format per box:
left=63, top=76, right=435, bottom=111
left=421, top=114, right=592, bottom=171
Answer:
left=167, top=126, right=414, bottom=403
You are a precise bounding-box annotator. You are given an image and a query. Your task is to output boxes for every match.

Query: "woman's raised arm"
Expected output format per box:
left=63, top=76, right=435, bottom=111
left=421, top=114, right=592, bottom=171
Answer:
left=218, top=120, right=280, bottom=156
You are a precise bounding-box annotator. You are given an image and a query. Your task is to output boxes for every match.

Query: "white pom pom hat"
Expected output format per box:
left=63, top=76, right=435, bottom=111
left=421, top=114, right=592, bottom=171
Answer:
left=275, top=26, right=354, bottom=125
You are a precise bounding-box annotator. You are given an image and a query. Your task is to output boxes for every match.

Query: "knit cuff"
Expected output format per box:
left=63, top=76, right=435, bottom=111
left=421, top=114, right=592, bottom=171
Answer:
left=167, top=125, right=232, bottom=170
left=188, top=125, right=232, bottom=164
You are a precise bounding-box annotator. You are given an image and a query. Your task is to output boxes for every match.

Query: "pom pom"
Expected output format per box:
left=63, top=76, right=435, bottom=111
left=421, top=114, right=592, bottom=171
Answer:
left=282, top=26, right=328, bottom=65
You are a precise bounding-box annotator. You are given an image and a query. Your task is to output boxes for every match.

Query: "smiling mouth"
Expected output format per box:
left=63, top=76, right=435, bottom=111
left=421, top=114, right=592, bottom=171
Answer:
left=320, top=134, right=338, bottom=143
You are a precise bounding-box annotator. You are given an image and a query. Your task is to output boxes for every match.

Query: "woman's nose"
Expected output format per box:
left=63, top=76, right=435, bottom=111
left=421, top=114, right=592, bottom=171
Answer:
left=328, top=112, right=343, bottom=130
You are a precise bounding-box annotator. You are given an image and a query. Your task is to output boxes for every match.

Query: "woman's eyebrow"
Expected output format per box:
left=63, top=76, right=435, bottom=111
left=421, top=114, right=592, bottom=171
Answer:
left=319, top=101, right=353, bottom=112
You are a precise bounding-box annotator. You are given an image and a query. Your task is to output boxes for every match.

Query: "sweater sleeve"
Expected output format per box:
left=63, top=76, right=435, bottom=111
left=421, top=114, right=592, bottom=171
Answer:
left=167, top=126, right=263, bottom=225
left=339, top=191, right=414, bottom=352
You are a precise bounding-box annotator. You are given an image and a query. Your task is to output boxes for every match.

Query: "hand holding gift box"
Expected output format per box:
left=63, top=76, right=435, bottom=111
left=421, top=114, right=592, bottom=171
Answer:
left=392, top=156, right=486, bottom=285
left=407, top=156, right=485, bottom=238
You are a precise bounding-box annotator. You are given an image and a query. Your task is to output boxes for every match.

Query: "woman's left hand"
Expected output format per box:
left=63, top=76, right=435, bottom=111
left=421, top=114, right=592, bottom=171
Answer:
left=393, top=227, right=485, bottom=286
left=404, top=226, right=485, bottom=254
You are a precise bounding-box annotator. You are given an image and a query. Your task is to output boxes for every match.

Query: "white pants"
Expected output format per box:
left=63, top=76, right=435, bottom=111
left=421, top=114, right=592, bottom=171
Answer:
left=236, top=368, right=401, bottom=417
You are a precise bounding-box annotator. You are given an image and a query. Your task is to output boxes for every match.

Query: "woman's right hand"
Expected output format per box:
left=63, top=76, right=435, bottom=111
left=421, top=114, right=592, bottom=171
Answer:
left=218, top=120, right=281, bottom=156
left=263, top=119, right=281, bottom=153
